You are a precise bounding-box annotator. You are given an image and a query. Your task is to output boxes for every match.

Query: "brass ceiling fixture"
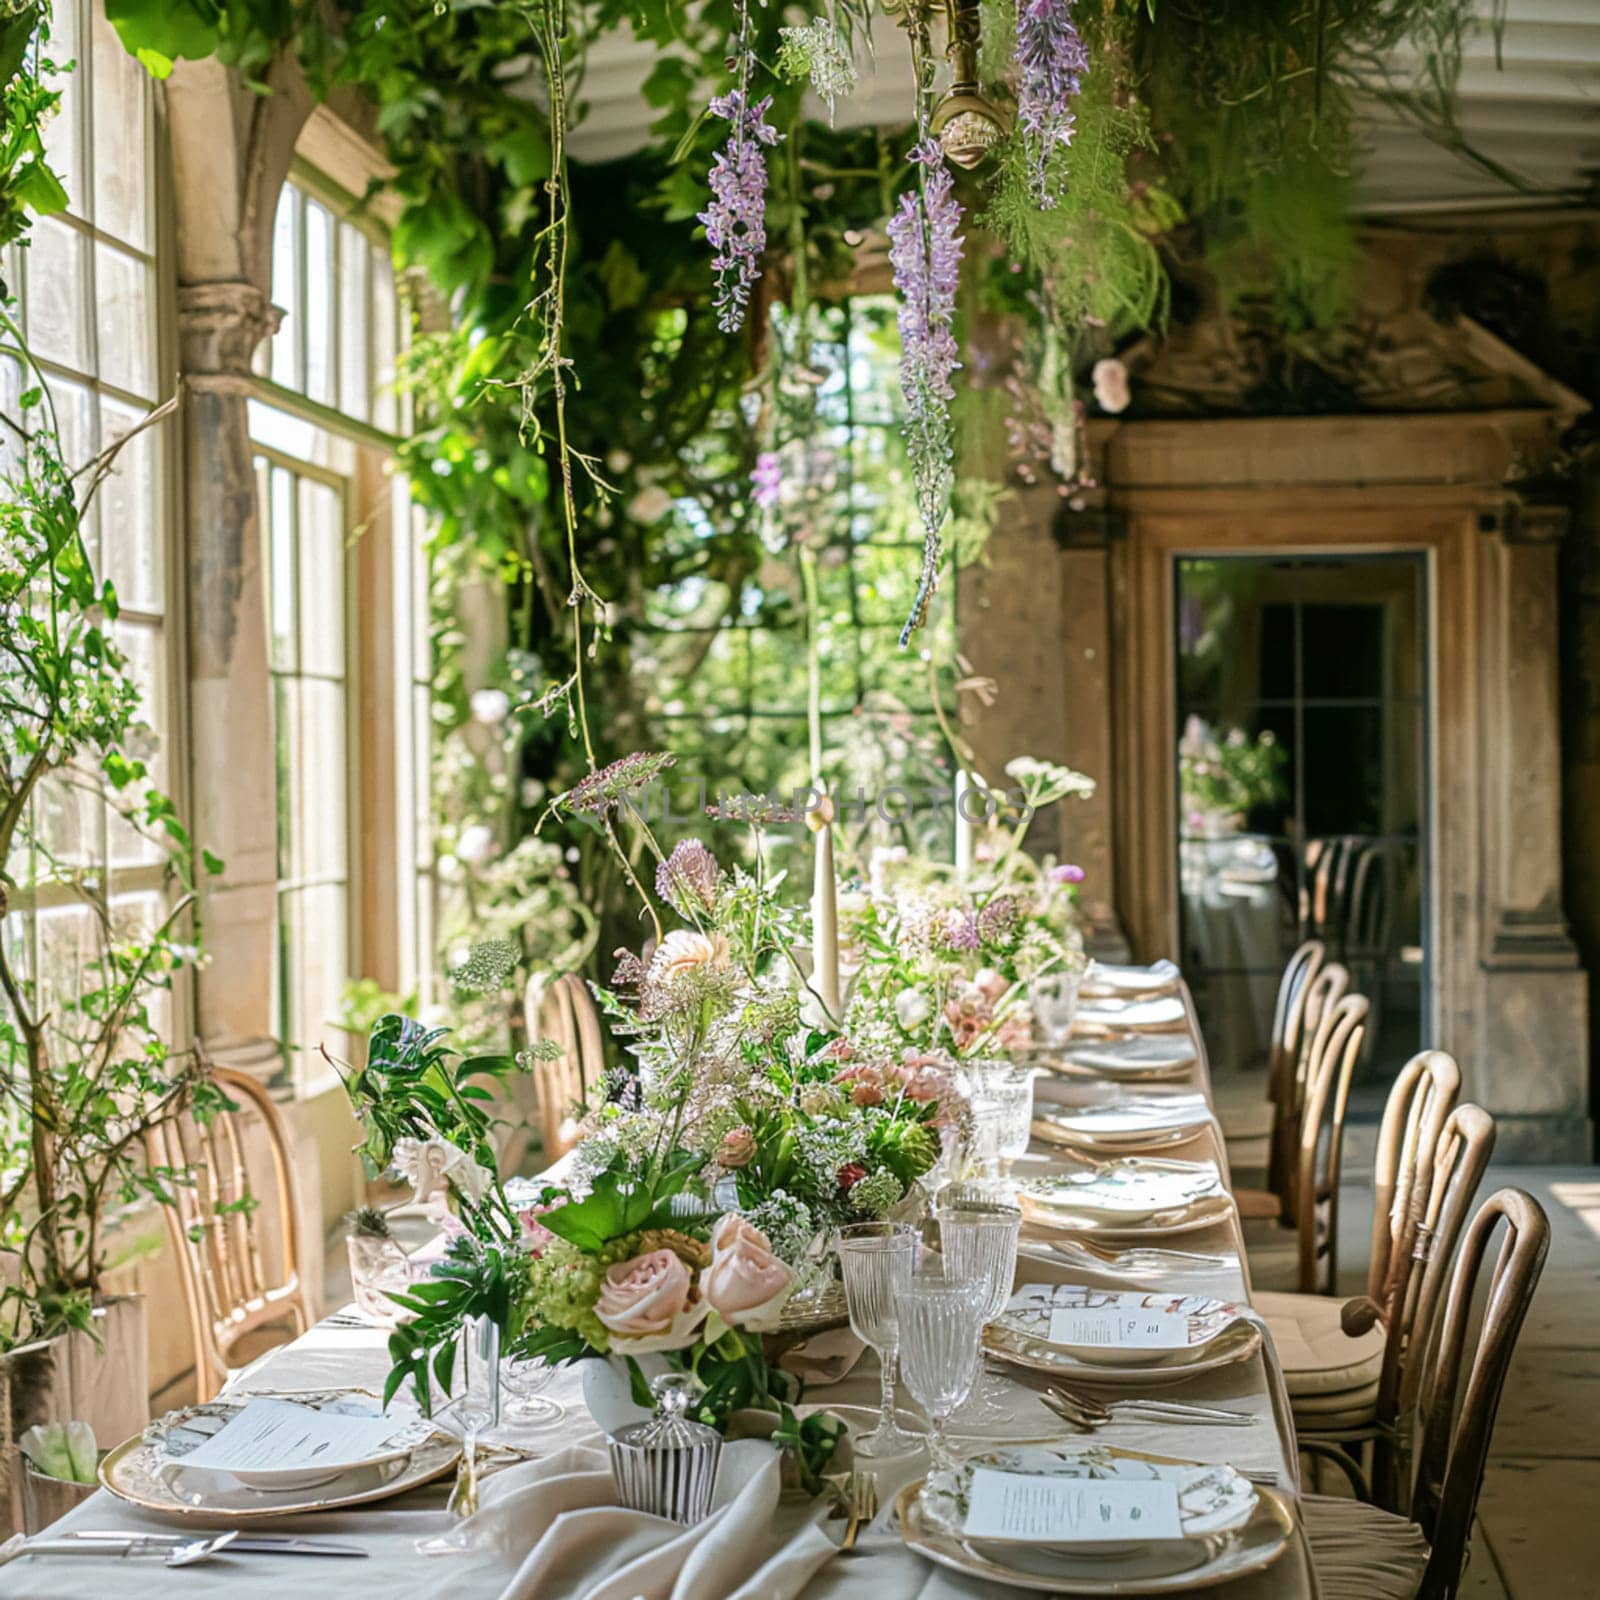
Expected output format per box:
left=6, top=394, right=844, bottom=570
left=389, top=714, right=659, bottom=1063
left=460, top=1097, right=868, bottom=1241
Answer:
left=930, top=0, right=1007, bottom=168
left=888, top=0, right=1010, bottom=170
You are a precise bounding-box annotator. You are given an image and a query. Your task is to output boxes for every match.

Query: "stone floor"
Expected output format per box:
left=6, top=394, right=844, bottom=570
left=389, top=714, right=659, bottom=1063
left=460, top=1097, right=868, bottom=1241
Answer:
left=1221, top=1067, right=1600, bottom=1598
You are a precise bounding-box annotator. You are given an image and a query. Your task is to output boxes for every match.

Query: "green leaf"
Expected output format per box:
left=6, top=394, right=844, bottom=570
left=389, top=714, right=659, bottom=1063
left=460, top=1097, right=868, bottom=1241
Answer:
left=105, top=0, right=223, bottom=69
left=0, top=7, right=39, bottom=87
left=201, top=849, right=225, bottom=876
left=13, top=158, right=68, bottom=217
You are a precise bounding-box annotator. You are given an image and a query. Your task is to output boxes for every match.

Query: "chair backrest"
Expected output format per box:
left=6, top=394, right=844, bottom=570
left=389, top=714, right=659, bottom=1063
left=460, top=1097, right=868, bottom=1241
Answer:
left=1367, top=1102, right=1496, bottom=1511
left=1274, top=960, right=1350, bottom=1228
left=145, top=1065, right=312, bottom=1402
left=1264, top=940, right=1326, bottom=1206
left=1410, top=1189, right=1549, bottom=1599
left=524, top=972, right=605, bottom=1160
left=1292, top=988, right=1368, bottom=1294
left=1367, top=1051, right=1461, bottom=1306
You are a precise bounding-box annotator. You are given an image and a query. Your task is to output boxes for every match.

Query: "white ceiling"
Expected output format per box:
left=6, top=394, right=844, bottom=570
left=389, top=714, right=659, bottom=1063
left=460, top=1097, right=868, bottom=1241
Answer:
left=562, top=0, right=1599, bottom=213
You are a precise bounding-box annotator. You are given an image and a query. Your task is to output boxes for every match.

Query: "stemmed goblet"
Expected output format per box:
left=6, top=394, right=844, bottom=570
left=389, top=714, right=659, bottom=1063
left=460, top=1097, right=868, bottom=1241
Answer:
left=936, top=1195, right=1021, bottom=1424
left=835, top=1221, right=920, bottom=1458
left=897, top=1268, right=986, bottom=1473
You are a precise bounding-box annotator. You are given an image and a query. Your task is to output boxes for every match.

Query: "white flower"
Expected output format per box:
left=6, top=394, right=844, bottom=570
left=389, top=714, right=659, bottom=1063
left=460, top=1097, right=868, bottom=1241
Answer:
left=392, top=1137, right=493, bottom=1211
left=470, top=688, right=511, bottom=724
left=651, top=930, right=731, bottom=982
left=456, top=824, right=496, bottom=865
left=1092, top=357, right=1131, bottom=414
left=895, top=988, right=932, bottom=1030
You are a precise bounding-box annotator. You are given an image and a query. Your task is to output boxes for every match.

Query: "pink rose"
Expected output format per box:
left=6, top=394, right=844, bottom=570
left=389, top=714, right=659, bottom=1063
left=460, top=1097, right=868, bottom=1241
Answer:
left=594, top=1248, right=708, bottom=1352
left=832, top=1064, right=885, bottom=1107
left=903, top=1069, right=947, bottom=1103
left=703, top=1215, right=792, bottom=1331
left=517, top=1203, right=559, bottom=1255
left=996, top=1013, right=1034, bottom=1053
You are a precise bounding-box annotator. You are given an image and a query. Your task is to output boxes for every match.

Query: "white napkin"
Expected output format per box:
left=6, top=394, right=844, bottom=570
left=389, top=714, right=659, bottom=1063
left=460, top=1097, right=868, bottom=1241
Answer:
left=459, top=1438, right=839, bottom=1600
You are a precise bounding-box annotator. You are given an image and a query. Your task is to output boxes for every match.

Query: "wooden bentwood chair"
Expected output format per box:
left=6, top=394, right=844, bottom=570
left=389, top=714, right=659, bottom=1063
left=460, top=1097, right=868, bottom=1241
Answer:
left=147, top=1065, right=314, bottom=1402
left=1303, top=1187, right=1551, bottom=1599
left=522, top=971, right=606, bottom=1160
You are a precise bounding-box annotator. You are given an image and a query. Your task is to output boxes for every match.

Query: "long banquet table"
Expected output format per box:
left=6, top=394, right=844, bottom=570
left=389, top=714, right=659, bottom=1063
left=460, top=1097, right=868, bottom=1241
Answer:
left=10, top=982, right=1321, bottom=1599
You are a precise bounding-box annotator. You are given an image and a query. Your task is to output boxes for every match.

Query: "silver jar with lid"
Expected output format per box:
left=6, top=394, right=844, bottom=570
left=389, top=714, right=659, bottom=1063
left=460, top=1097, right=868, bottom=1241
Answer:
left=607, top=1373, right=723, bottom=1524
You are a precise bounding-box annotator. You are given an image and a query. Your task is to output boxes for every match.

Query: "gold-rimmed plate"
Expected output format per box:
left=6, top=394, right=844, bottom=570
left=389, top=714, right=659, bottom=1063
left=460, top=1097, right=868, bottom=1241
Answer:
left=896, top=1465, right=1295, bottom=1594
left=982, top=1317, right=1263, bottom=1386
left=100, top=1391, right=462, bottom=1523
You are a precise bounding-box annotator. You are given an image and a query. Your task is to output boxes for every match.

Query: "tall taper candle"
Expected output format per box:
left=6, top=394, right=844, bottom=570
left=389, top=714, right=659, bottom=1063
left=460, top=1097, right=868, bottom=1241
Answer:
left=954, top=768, right=974, bottom=880
left=810, top=799, right=841, bottom=1020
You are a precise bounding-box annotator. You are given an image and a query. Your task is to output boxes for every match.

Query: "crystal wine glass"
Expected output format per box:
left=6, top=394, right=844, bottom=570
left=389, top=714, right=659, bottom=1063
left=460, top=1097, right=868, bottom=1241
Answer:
left=835, top=1221, right=920, bottom=1458
left=500, top=1351, right=566, bottom=1426
left=898, top=1269, right=986, bottom=1473
left=1032, top=968, right=1082, bottom=1049
left=936, top=1197, right=1021, bottom=1424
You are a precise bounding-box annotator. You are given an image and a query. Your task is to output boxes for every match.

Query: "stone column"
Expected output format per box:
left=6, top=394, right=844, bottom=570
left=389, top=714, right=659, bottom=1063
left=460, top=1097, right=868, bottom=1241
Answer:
left=1477, top=499, right=1591, bottom=1157
left=163, top=54, right=311, bottom=1076
left=176, top=284, right=283, bottom=1075
left=1054, top=504, right=1127, bottom=957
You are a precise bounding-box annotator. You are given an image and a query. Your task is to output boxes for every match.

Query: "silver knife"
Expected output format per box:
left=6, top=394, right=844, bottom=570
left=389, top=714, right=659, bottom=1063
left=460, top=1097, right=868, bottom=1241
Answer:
left=64, top=1531, right=367, bottom=1557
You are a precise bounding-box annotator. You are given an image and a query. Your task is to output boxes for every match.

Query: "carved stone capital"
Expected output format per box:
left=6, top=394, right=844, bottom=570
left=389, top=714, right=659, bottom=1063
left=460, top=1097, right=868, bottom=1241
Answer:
left=1500, top=499, right=1571, bottom=545
left=176, top=280, right=281, bottom=376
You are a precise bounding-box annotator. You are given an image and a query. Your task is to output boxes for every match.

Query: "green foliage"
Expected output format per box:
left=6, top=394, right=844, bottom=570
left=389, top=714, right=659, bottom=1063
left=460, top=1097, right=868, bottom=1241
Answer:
left=341, top=1012, right=517, bottom=1180
left=0, top=333, right=218, bottom=1349
left=981, top=54, right=1179, bottom=338
left=0, top=7, right=68, bottom=271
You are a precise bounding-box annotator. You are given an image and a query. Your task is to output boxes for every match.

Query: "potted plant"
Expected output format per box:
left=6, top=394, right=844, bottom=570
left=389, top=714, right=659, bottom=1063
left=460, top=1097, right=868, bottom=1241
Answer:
left=0, top=331, right=220, bottom=1532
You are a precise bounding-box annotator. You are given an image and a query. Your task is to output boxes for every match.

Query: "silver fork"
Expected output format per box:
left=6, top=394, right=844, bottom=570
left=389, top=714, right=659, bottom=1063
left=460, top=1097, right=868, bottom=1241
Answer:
left=1045, top=1238, right=1228, bottom=1272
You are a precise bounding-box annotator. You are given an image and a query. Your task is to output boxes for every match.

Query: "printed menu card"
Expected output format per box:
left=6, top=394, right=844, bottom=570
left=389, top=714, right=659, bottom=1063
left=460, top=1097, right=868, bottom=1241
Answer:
left=172, top=1399, right=405, bottom=1475
left=962, top=1468, right=1185, bottom=1542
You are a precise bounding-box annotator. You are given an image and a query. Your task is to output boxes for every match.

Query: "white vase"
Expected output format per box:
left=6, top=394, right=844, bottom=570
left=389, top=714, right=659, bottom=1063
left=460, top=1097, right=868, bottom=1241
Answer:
left=580, top=1353, right=671, bottom=1437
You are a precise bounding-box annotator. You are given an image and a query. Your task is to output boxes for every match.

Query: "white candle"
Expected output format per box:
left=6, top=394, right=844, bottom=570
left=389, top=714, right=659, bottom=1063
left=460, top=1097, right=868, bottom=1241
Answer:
left=811, top=811, right=842, bottom=1021
left=954, top=768, right=974, bottom=879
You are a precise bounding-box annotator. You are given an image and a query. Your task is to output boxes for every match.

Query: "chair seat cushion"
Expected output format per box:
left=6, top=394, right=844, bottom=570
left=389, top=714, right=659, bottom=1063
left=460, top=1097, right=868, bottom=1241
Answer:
left=1304, top=1493, right=1429, bottom=1600
left=1254, top=1290, right=1386, bottom=1396
left=1291, top=1379, right=1380, bottom=1431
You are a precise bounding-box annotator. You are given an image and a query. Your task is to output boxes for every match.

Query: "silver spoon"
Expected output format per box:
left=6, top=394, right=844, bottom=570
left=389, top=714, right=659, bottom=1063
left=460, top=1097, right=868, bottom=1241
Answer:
left=0, top=1531, right=240, bottom=1567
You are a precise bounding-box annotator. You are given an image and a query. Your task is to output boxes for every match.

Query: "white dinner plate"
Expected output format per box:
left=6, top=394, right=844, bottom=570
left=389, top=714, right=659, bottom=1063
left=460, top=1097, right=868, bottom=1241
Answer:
left=996, top=1285, right=1244, bottom=1367
left=1075, top=994, right=1191, bottom=1033
left=983, top=1317, right=1264, bottom=1386
left=1033, top=1096, right=1213, bottom=1151
left=1050, top=1036, right=1199, bottom=1080
left=1019, top=1162, right=1222, bottom=1223
left=1080, top=960, right=1181, bottom=1000
left=102, top=1392, right=461, bottom=1520
left=897, top=1465, right=1294, bottom=1595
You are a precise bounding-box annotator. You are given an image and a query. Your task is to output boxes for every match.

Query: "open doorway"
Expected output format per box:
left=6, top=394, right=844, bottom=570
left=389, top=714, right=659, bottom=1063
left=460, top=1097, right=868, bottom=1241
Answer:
left=1173, top=553, right=1429, bottom=1102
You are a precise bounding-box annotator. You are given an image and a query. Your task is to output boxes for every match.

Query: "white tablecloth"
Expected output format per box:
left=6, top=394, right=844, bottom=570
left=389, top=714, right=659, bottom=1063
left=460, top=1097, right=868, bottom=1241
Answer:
left=11, top=985, right=1316, bottom=1599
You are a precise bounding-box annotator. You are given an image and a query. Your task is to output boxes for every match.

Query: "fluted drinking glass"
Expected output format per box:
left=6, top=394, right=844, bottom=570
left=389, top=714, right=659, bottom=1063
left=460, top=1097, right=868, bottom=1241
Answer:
left=936, top=1198, right=1021, bottom=1423
left=835, top=1221, right=919, bottom=1457
left=898, top=1271, right=986, bottom=1472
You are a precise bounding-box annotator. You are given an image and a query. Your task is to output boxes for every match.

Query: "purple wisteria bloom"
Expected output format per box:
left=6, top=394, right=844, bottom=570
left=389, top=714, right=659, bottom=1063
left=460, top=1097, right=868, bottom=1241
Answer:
left=887, top=137, right=964, bottom=645
left=1015, top=0, right=1089, bottom=208
left=700, top=89, right=780, bottom=334
left=751, top=450, right=782, bottom=509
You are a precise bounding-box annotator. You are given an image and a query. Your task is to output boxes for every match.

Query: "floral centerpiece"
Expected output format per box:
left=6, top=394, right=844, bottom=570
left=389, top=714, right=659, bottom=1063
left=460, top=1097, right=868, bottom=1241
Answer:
left=340, top=813, right=949, bottom=1489
left=840, top=756, right=1095, bottom=1063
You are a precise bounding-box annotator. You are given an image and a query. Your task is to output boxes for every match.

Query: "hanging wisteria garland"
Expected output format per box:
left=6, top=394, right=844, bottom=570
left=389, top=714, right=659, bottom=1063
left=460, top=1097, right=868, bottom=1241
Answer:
left=701, top=0, right=780, bottom=334
left=887, top=135, right=966, bottom=648
left=1015, top=0, right=1090, bottom=207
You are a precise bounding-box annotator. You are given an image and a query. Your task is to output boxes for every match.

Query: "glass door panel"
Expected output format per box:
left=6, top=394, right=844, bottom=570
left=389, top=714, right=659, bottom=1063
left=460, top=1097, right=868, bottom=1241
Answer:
left=1174, top=554, right=1428, bottom=1090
